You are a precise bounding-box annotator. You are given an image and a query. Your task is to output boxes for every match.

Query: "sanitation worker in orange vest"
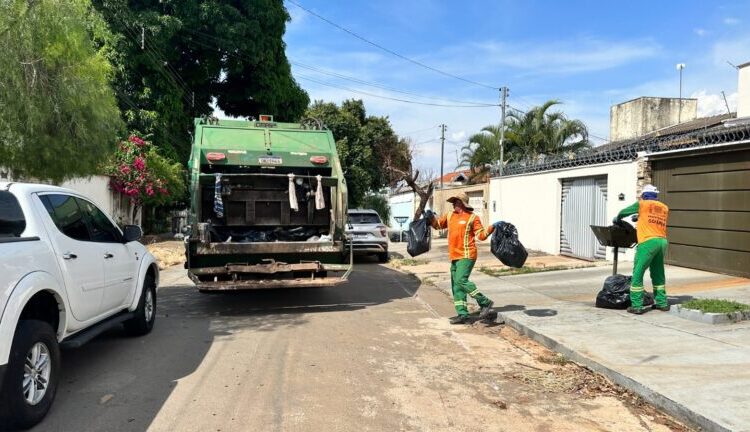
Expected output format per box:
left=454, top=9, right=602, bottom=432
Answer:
left=427, top=192, right=498, bottom=324
left=614, top=184, right=670, bottom=314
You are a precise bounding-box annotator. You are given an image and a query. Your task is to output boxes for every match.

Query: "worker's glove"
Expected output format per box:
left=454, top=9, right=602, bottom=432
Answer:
left=631, top=215, right=638, bottom=222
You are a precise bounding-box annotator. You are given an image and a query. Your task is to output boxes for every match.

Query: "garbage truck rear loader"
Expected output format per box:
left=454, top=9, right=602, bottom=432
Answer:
left=185, top=116, right=352, bottom=291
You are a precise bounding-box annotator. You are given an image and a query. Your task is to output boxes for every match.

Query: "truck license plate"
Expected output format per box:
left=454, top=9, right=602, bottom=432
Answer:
left=258, top=157, right=283, bottom=165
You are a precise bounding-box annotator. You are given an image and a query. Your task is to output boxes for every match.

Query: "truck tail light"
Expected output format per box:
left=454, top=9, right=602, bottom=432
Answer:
left=310, top=156, right=328, bottom=164
left=206, top=152, right=226, bottom=162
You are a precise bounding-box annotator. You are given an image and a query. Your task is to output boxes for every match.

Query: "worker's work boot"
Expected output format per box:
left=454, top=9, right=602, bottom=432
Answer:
left=479, top=300, right=495, bottom=319
left=626, top=307, right=646, bottom=315
left=652, top=304, right=670, bottom=312
left=449, top=315, right=470, bottom=325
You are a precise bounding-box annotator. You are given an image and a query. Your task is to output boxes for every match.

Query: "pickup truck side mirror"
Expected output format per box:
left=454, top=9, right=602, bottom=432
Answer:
left=122, top=225, right=143, bottom=243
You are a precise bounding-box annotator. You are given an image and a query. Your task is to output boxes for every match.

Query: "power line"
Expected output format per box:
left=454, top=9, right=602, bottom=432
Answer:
left=291, top=61, right=497, bottom=106
left=184, top=28, right=497, bottom=107
left=285, top=0, right=499, bottom=91
left=296, top=74, right=497, bottom=108
left=119, top=22, right=194, bottom=106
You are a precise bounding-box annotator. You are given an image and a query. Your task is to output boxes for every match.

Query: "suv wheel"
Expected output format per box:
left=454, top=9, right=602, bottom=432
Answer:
left=378, top=252, right=390, bottom=263
left=124, top=275, right=156, bottom=336
left=0, top=320, right=60, bottom=430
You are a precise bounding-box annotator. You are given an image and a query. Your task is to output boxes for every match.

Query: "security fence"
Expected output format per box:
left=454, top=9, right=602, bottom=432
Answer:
left=498, top=122, right=750, bottom=177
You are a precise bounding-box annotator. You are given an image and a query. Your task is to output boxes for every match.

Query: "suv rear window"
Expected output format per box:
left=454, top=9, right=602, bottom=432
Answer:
left=0, top=191, right=26, bottom=237
left=348, top=213, right=381, bottom=224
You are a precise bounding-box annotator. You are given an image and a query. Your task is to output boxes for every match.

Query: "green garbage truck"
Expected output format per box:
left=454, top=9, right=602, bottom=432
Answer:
left=184, top=115, right=352, bottom=291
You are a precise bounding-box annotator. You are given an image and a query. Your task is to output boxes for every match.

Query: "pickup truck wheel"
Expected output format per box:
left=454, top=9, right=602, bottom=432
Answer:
left=124, top=275, right=156, bottom=336
left=0, top=320, right=60, bottom=430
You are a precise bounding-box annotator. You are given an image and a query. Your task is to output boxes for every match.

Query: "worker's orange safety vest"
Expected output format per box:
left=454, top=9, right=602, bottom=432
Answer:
left=432, top=211, right=493, bottom=261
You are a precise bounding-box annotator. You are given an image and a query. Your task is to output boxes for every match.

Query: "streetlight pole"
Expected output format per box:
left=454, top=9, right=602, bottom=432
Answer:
left=498, top=87, right=508, bottom=176
left=676, top=63, right=686, bottom=123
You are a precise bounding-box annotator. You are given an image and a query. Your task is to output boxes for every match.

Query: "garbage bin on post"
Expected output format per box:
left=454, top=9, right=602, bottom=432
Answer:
left=394, top=216, right=409, bottom=242
left=590, top=222, right=638, bottom=275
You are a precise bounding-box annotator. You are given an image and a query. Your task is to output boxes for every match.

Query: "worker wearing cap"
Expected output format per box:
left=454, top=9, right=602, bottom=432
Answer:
left=614, top=184, right=670, bottom=314
left=427, top=192, right=497, bottom=324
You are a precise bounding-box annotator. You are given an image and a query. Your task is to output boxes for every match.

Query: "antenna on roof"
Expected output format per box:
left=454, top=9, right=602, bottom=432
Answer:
left=721, top=91, right=732, bottom=114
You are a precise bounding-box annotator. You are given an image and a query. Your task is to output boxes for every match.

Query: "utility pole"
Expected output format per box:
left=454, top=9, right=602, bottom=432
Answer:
left=439, top=124, right=447, bottom=190
left=499, top=87, right=508, bottom=176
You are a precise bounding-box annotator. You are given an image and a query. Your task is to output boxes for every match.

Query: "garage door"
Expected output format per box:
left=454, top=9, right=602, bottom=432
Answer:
left=651, top=148, right=750, bottom=277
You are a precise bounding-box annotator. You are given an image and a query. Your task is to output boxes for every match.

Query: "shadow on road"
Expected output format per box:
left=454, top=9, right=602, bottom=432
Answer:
left=31, top=262, right=421, bottom=432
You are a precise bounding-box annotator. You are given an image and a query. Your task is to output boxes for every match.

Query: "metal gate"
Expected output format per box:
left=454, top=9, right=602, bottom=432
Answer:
left=560, top=176, right=607, bottom=260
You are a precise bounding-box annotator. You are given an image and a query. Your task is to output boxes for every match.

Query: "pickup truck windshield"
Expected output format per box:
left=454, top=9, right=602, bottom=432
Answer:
left=0, top=191, right=26, bottom=237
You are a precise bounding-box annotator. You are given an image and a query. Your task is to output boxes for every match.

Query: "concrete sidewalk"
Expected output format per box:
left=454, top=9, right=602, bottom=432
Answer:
left=405, top=256, right=750, bottom=432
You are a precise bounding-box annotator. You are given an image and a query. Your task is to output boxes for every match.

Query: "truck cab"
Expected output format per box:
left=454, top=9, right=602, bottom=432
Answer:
left=185, top=116, right=352, bottom=290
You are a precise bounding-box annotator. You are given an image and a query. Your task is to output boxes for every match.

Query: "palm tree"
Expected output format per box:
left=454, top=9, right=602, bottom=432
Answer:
left=459, top=100, right=591, bottom=176
left=505, top=100, right=590, bottom=161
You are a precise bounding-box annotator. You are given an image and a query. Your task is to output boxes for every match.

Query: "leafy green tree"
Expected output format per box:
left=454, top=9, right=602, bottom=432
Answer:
left=361, top=194, right=391, bottom=226
left=92, top=0, right=309, bottom=163
left=0, top=0, right=123, bottom=182
left=305, top=99, right=410, bottom=207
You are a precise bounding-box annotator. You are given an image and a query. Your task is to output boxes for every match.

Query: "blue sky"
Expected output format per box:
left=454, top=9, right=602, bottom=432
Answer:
left=277, top=0, right=749, bottom=175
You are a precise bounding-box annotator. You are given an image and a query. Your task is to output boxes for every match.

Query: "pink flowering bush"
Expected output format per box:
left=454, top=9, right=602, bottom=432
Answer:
left=105, top=135, right=185, bottom=222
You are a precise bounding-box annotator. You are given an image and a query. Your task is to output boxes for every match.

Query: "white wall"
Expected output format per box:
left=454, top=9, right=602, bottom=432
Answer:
left=61, top=176, right=137, bottom=225
left=489, top=161, right=639, bottom=261
left=388, top=191, right=415, bottom=229
left=738, top=62, right=750, bottom=118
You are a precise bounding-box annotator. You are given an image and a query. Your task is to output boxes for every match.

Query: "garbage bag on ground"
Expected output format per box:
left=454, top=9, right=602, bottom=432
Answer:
left=407, top=217, right=432, bottom=257
left=490, top=222, right=528, bottom=268
left=595, top=274, right=654, bottom=309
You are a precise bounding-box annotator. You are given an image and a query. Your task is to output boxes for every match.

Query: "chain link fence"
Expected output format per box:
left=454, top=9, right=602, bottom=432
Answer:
left=497, top=122, right=750, bottom=177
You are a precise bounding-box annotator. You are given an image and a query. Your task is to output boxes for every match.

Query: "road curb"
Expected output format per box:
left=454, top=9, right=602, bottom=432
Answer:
left=419, top=272, right=727, bottom=432
left=501, top=314, right=725, bottom=432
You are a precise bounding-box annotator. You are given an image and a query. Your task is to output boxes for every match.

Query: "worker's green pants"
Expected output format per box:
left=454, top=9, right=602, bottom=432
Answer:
left=631, top=237, right=669, bottom=309
left=450, top=259, right=492, bottom=316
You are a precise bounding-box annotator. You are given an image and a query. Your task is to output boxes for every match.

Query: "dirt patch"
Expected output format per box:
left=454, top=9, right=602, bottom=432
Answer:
left=146, top=240, right=185, bottom=270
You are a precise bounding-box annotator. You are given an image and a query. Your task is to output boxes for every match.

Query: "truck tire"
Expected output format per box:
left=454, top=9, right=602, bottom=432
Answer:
left=124, top=275, right=156, bottom=336
left=0, top=320, right=60, bottom=430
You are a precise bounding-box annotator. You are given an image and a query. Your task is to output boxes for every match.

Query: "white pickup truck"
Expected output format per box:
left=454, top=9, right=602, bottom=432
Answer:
left=0, top=182, right=159, bottom=430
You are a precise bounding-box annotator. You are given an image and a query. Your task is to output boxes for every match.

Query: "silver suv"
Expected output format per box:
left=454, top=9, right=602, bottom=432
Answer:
left=346, top=209, right=389, bottom=262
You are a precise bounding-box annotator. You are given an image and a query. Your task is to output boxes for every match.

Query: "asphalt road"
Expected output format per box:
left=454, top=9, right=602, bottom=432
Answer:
left=28, top=258, right=686, bottom=432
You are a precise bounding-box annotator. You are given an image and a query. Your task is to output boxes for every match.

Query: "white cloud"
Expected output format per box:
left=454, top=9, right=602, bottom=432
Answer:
left=694, top=28, right=708, bottom=37
left=442, top=37, right=661, bottom=76
left=691, top=90, right=737, bottom=116
left=724, top=17, right=740, bottom=25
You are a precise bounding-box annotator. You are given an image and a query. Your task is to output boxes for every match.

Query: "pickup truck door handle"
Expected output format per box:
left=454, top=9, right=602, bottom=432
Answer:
left=104, top=252, right=114, bottom=259
left=62, top=252, right=77, bottom=260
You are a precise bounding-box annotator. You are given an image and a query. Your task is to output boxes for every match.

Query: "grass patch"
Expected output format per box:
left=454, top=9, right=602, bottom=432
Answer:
left=479, top=265, right=587, bottom=277
left=393, top=258, right=430, bottom=267
left=680, top=298, right=750, bottom=314
left=538, top=353, right=570, bottom=366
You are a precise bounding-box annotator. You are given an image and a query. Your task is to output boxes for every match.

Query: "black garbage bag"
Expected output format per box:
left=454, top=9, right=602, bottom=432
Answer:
left=595, top=274, right=654, bottom=309
left=407, top=217, right=432, bottom=257
left=490, top=222, right=528, bottom=268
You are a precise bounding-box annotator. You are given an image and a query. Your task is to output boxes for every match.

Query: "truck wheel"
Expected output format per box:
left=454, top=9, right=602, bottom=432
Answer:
left=0, top=320, right=60, bottom=430
left=378, top=252, right=390, bottom=263
left=124, top=275, right=156, bottom=336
